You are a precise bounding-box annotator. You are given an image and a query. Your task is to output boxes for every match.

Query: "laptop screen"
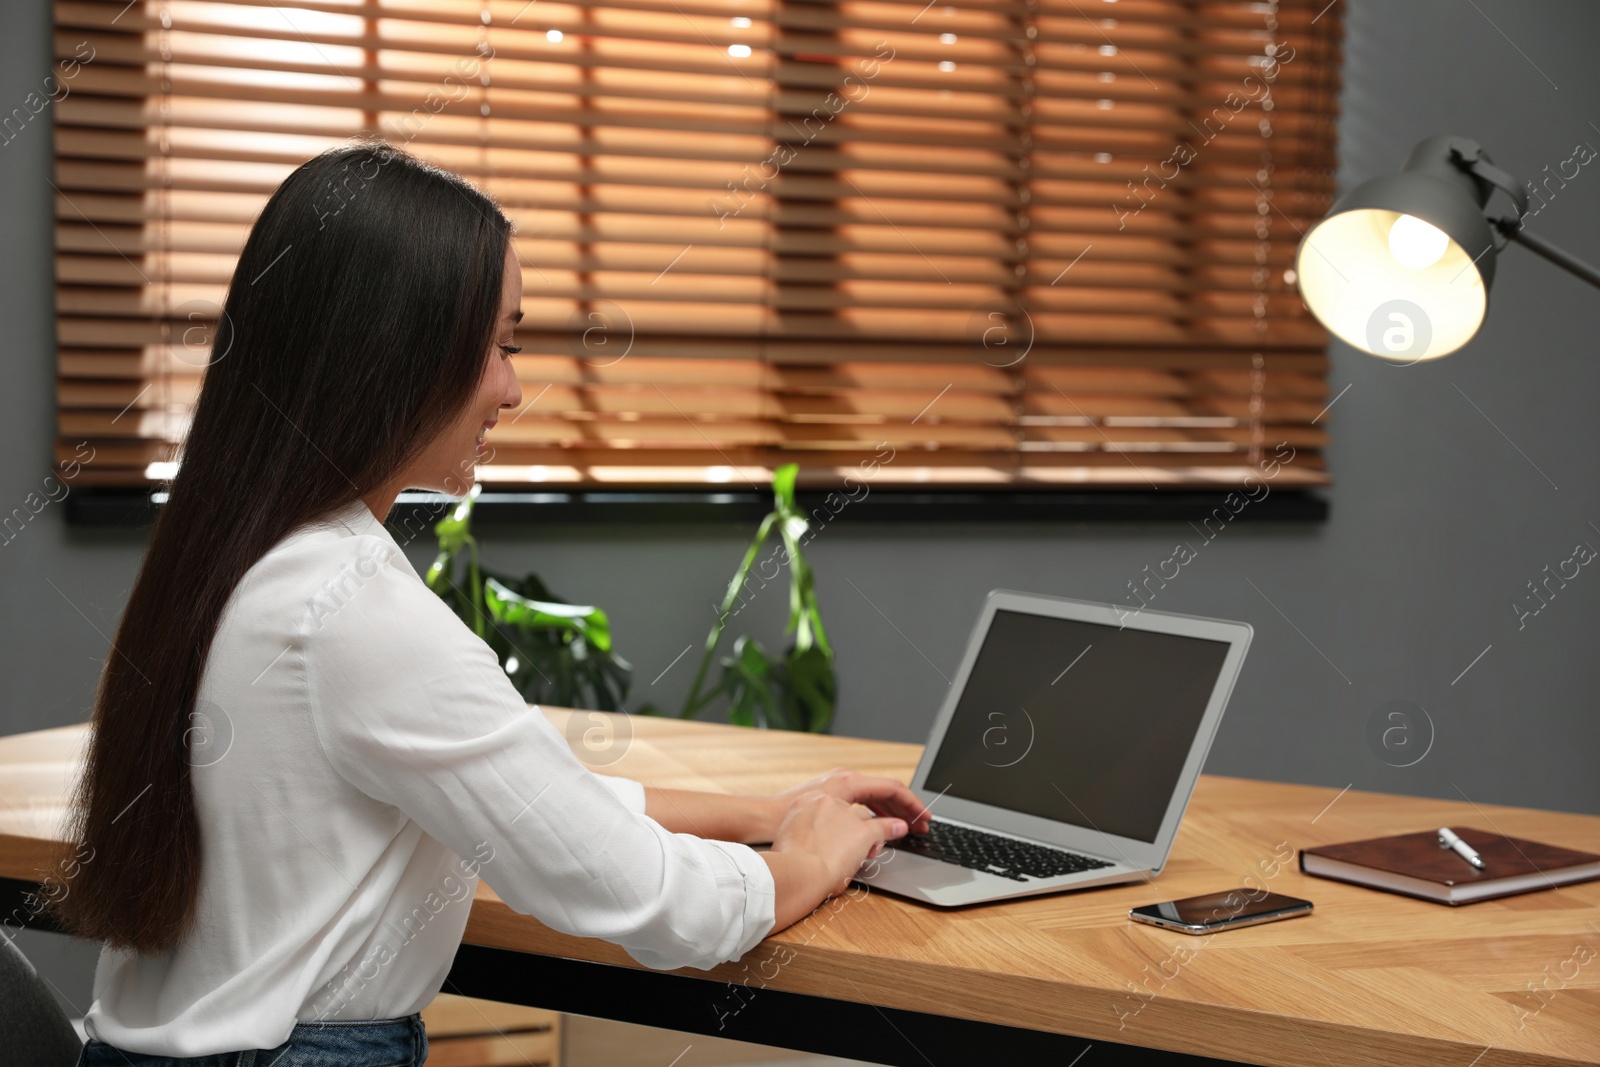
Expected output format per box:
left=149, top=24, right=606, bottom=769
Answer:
left=922, top=608, right=1233, bottom=844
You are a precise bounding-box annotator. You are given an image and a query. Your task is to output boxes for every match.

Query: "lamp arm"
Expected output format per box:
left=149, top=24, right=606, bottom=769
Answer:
left=1492, top=218, right=1600, bottom=292
left=1453, top=146, right=1531, bottom=217
left=1455, top=144, right=1600, bottom=290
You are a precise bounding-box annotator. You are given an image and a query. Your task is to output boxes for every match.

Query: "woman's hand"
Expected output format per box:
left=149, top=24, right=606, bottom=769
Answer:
left=755, top=767, right=931, bottom=931
left=762, top=791, right=907, bottom=927
left=771, top=767, right=933, bottom=843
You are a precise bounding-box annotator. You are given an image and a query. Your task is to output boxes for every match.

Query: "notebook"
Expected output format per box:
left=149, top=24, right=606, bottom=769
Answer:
left=1299, top=827, right=1600, bottom=905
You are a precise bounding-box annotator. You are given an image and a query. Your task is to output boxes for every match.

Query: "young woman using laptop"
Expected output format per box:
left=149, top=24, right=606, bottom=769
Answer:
left=52, top=143, right=928, bottom=1067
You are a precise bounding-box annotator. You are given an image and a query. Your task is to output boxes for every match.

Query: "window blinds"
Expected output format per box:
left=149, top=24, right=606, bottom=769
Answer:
left=52, top=0, right=1342, bottom=489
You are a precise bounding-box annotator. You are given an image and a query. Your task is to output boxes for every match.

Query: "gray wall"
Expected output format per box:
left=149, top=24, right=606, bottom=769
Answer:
left=4, top=0, right=1598, bottom=1019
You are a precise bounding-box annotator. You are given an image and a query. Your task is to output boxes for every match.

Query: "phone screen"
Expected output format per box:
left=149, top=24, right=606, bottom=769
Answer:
left=1137, top=889, right=1310, bottom=928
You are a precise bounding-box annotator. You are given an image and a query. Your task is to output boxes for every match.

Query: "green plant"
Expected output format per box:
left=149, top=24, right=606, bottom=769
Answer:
left=426, top=485, right=633, bottom=710
left=640, top=464, right=836, bottom=732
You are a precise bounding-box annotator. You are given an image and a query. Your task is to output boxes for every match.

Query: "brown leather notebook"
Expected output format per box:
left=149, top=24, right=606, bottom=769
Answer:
left=1299, top=827, right=1600, bottom=905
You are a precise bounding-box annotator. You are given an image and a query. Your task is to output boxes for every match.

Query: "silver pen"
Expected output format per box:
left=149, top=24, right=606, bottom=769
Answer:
left=1439, top=826, right=1485, bottom=869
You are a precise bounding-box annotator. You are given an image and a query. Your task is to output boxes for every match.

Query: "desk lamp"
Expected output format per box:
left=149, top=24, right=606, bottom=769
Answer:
left=1294, top=134, right=1600, bottom=361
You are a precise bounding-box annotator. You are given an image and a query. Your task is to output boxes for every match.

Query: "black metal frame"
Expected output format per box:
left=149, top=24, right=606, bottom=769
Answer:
left=440, top=942, right=1246, bottom=1066
left=1, top=876, right=1248, bottom=1065
left=65, top=486, right=1329, bottom=528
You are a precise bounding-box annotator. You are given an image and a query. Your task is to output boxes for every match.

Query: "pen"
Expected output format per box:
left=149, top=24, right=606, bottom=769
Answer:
left=1438, top=826, right=1485, bottom=869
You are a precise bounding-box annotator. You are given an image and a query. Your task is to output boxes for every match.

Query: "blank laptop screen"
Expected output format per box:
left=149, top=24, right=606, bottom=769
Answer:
left=922, top=609, right=1233, bottom=844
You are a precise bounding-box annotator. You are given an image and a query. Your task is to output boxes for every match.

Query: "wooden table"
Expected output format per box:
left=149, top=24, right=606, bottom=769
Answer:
left=3, top=712, right=1598, bottom=1067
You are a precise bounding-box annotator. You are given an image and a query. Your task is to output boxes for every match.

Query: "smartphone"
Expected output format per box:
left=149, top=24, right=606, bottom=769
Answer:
left=1129, top=888, right=1312, bottom=934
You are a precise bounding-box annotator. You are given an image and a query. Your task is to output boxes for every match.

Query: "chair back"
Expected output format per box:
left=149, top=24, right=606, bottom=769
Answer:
left=0, top=932, right=83, bottom=1067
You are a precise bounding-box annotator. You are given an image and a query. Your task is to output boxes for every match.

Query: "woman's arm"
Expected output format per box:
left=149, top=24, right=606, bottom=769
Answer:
left=639, top=768, right=932, bottom=846
left=637, top=770, right=931, bottom=932
left=641, top=786, right=784, bottom=844
left=639, top=785, right=910, bottom=932
left=309, top=551, right=779, bottom=971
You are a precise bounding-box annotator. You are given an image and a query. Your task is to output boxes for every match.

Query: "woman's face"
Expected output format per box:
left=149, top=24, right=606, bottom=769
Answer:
left=413, top=243, right=524, bottom=493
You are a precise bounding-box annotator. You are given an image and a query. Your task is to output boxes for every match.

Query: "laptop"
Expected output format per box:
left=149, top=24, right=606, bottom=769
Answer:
left=851, top=589, right=1253, bottom=907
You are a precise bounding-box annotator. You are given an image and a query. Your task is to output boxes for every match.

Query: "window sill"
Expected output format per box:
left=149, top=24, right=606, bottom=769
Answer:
left=66, top=487, right=1329, bottom=527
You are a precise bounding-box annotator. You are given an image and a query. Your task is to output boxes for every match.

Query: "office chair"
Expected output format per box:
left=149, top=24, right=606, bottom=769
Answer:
left=0, top=930, right=83, bottom=1067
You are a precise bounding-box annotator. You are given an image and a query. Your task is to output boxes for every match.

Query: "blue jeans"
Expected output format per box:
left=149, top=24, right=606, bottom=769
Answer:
left=75, top=1014, right=427, bottom=1066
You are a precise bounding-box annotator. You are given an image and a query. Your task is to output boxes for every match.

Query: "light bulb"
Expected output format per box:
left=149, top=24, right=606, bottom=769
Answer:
left=1388, top=214, right=1449, bottom=269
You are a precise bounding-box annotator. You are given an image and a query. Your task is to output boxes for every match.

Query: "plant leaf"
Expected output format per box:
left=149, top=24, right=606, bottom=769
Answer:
left=721, top=635, right=778, bottom=729
left=784, top=644, right=837, bottom=733
left=676, top=510, right=779, bottom=719
left=432, top=483, right=480, bottom=556
left=771, top=462, right=798, bottom=511
left=424, top=550, right=454, bottom=593
left=485, top=578, right=613, bottom=653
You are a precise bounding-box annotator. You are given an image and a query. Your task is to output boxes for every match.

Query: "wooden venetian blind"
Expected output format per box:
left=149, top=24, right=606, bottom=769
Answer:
left=53, top=0, right=1342, bottom=489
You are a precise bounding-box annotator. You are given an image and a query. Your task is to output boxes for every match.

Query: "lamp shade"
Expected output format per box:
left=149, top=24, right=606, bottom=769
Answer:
left=1296, top=136, right=1501, bottom=362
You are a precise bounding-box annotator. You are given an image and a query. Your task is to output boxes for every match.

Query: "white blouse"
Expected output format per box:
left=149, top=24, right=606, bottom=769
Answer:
left=82, top=499, right=776, bottom=1056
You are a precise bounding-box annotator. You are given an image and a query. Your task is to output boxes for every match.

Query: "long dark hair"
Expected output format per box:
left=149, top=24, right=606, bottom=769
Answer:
left=50, top=142, right=512, bottom=953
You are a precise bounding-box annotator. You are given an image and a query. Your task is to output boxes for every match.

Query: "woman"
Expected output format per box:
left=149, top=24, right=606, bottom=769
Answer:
left=54, top=142, right=929, bottom=1066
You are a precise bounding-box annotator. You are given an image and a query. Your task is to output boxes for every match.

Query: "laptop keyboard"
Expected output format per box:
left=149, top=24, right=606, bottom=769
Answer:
left=889, top=819, right=1115, bottom=881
